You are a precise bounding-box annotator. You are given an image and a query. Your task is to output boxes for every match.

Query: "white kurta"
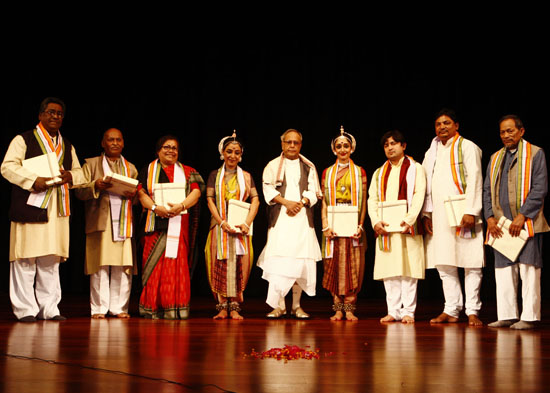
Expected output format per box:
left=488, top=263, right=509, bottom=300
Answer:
left=1, top=135, right=85, bottom=262
left=422, top=138, right=485, bottom=269
left=367, top=159, right=426, bottom=280
left=258, top=157, right=322, bottom=304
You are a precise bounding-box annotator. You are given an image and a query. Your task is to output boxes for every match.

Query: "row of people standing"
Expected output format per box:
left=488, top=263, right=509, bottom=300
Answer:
left=195, top=110, right=547, bottom=329
left=367, top=108, right=548, bottom=330
left=0, top=97, right=204, bottom=322
left=2, top=98, right=547, bottom=331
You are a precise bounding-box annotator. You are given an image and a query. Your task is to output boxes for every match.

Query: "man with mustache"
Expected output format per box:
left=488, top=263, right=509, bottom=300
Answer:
left=1, top=97, right=85, bottom=322
left=483, top=115, right=549, bottom=330
left=75, top=128, right=138, bottom=319
left=368, top=130, right=426, bottom=324
left=422, top=108, right=485, bottom=326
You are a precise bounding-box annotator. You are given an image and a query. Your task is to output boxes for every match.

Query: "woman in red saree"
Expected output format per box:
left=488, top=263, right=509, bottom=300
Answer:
left=137, top=135, right=205, bottom=319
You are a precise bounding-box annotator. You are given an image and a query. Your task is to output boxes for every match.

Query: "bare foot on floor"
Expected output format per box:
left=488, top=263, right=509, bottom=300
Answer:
left=115, top=312, right=130, bottom=319
left=92, top=314, right=105, bottom=319
left=380, top=314, right=396, bottom=323
left=430, top=313, right=458, bottom=324
left=230, top=310, right=244, bottom=320
left=213, top=310, right=228, bottom=320
left=345, top=311, right=358, bottom=321
left=402, top=315, right=415, bottom=324
left=330, top=311, right=344, bottom=321
left=468, top=314, right=483, bottom=326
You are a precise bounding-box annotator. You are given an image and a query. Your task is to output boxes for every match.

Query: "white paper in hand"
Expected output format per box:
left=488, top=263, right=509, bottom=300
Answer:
left=487, top=216, right=529, bottom=262
left=153, top=183, right=187, bottom=214
left=22, top=152, right=62, bottom=185
left=377, top=200, right=407, bottom=233
left=327, top=205, right=358, bottom=237
left=227, top=199, right=253, bottom=235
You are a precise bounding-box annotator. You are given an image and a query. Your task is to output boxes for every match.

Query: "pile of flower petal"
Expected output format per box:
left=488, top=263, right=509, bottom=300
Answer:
left=243, top=345, right=332, bottom=362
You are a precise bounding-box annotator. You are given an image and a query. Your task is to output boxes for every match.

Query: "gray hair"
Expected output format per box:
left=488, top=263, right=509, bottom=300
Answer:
left=280, top=129, right=303, bottom=142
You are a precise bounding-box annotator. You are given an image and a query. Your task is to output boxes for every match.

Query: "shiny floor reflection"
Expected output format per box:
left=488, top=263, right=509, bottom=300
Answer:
left=1, top=297, right=549, bottom=392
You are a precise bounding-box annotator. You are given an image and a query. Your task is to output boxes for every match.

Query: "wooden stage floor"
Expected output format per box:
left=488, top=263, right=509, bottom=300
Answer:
left=1, top=294, right=550, bottom=393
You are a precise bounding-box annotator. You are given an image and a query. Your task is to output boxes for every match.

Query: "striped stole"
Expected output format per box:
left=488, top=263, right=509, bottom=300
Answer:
left=145, top=159, right=186, bottom=232
left=102, top=154, right=133, bottom=240
left=144, top=159, right=163, bottom=233
left=215, top=165, right=249, bottom=260
left=449, top=133, right=476, bottom=238
left=150, top=159, right=187, bottom=258
left=376, top=156, right=417, bottom=251
left=323, top=160, right=362, bottom=258
left=26, top=123, right=70, bottom=216
left=488, top=139, right=534, bottom=237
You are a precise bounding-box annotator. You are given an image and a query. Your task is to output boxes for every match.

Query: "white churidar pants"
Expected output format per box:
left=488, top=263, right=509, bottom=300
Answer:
left=437, top=265, right=482, bottom=318
left=90, top=266, right=132, bottom=315
left=495, top=264, right=541, bottom=322
left=383, top=277, right=418, bottom=320
left=9, top=256, right=62, bottom=320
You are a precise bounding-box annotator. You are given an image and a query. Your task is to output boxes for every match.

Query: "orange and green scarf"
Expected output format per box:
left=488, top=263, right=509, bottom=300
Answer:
left=488, top=138, right=534, bottom=237
left=26, top=123, right=70, bottom=216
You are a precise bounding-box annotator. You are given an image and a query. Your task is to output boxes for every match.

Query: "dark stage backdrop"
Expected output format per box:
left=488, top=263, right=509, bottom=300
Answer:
left=2, top=36, right=549, bottom=304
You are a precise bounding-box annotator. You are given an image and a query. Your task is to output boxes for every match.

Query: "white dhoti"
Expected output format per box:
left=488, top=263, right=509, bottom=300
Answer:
left=260, top=256, right=318, bottom=309
left=258, top=211, right=321, bottom=309
left=258, top=157, right=322, bottom=309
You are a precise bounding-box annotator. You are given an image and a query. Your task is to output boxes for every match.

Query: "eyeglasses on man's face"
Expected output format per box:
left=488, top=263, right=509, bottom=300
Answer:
left=44, top=109, right=64, bottom=118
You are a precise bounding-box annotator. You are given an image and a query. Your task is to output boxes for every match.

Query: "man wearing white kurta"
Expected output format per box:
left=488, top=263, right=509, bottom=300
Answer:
left=368, top=131, right=426, bottom=324
left=1, top=97, right=85, bottom=322
left=422, top=109, right=485, bottom=326
left=258, top=129, right=322, bottom=318
left=75, top=128, right=137, bottom=319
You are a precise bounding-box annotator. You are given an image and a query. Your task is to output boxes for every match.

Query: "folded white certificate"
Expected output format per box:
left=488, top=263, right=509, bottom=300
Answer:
left=227, top=199, right=253, bottom=235
left=22, top=152, right=62, bottom=186
left=153, top=183, right=187, bottom=214
left=444, top=194, right=482, bottom=227
left=486, top=216, right=529, bottom=262
left=103, top=173, right=138, bottom=197
left=377, top=200, right=407, bottom=232
left=327, top=205, right=358, bottom=237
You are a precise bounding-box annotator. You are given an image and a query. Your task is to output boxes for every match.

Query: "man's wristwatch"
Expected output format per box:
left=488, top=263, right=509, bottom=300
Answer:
left=151, top=204, right=157, bottom=212
left=301, top=198, right=308, bottom=206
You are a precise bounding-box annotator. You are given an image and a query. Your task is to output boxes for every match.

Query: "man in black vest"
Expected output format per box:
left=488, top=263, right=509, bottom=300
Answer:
left=1, top=97, right=85, bottom=322
left=257, top=129, right=322, bottom=318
